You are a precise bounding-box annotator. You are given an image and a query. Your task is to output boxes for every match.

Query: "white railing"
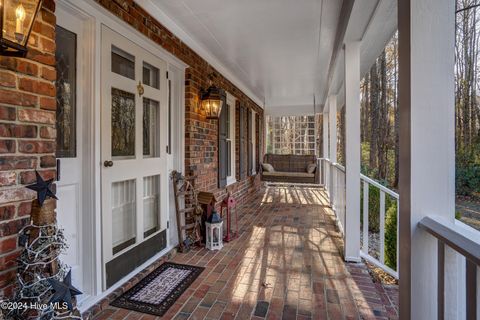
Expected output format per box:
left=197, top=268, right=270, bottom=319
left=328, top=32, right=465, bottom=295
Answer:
left=360, top=174, right=399, bottom=279
left=419, top=216, right=480, bottom=318
left=319, top=158, right=346, bottom=235
left=319, top=158, right=399, bottom=279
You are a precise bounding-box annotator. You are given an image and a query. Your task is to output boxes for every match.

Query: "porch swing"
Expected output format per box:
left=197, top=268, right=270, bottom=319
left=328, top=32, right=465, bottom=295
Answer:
left=260, top=96, right=320, bottom=184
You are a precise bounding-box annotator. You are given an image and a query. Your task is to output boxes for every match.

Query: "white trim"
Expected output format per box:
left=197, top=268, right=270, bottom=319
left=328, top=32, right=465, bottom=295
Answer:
left=55, top=2, right=96, bottom=301
left=226, top=177, right=237, bottom=187
left=135, top=0, right=264, bottom=108
left=167, top=64, right=185, bottom=248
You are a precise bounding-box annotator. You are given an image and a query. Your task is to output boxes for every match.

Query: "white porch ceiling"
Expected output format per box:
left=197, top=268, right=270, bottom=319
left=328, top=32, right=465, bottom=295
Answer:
left=149, top=0, right=344, bottom=113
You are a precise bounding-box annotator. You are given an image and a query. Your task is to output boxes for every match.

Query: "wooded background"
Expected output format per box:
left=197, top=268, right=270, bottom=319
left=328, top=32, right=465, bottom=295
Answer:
left=455, top=0, right=480, bottom=196
left=335, top=0, right=480, bottom=198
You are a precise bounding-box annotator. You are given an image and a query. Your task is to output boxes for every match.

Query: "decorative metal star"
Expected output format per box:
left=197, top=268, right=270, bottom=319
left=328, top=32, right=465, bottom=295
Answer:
left=18, top=233, right=29, bottom=247
left=25, top=171, right=58, bottom=206
left=48, top=270, right=82, bottom=310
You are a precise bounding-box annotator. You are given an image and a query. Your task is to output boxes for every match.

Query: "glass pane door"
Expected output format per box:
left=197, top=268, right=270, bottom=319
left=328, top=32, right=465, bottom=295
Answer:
left=101, top=26, right=169, bottom=289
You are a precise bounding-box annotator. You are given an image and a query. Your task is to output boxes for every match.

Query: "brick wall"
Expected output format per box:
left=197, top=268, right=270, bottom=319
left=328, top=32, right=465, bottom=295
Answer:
left=94, top=0, right=265, bottom=205
left=0, top=1, right=57, bottom=297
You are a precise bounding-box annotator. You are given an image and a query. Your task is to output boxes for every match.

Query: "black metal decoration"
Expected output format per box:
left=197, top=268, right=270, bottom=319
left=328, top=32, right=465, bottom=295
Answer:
left=48, top=270, right=82, bottom=310
left=26, top=171, right=58, bottom=206
left=18, top=233, right=29, bottom=247
left=0, top=0, right=43, bottom=57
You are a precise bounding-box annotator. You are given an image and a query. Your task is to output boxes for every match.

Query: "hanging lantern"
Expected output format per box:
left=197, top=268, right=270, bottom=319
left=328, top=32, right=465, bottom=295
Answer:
left=220, top=193, right=238, bottom=242
left=200, top=83, right=223, bottom=119
left=0, top=0, right=43, bottom=57
left=205, top=210, right=223, bottom=250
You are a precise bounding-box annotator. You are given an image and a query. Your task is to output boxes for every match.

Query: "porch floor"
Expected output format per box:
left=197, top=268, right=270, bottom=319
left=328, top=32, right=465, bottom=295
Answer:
left=91, top=185, right=398, bottom=320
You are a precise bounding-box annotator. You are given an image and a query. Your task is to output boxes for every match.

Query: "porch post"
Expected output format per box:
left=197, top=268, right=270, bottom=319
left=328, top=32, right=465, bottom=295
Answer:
left=398, top=0, right=456, bottom=319
left=328, top=95, right=337, bottom=163
left=328, top=95, right=338, bottom=206
left=344, top=41, right=361, bottom=262
left=323, top=111, right=329, bottom=159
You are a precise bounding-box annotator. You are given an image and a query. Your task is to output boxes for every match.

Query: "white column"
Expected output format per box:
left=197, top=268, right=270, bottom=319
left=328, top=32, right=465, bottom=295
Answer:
left=328, top=95, right=337, bottom=163
left=322, top=111, right=329, bottom=159
left=328, top=95, right=338, bottom=206
left=344, top=41, right=361, bottom=262
left=398, top=0, right=456, bottom=319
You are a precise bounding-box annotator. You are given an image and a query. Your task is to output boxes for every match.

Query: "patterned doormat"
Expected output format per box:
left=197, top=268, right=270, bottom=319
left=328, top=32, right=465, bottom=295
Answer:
left=110, top=262, right=204, bottom=316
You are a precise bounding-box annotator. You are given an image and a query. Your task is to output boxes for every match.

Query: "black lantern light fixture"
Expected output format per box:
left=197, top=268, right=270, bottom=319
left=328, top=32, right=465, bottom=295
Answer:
left=0, top=0, right=43, bottom=57
left=200, top=75, right=224, bottom=119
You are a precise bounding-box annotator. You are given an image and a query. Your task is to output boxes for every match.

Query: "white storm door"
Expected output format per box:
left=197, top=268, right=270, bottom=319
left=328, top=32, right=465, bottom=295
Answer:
left=101, top=26, right=168, bottom=288
left=55, top=10, right=85, bottom=297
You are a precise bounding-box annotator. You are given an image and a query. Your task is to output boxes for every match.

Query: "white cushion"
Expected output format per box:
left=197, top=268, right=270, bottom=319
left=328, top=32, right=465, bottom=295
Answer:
left=262, top=171, right=314, bottom=178
left=262, top=163, right=275, bottom=172
left=306, top=163, right=316, bottom=174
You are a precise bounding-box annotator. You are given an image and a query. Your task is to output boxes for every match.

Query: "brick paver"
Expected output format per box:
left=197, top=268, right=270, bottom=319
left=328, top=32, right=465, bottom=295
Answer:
left=89, top=185, right=398, bottom=320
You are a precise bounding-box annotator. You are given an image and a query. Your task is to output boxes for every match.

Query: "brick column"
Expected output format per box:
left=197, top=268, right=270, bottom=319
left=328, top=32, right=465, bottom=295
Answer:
left=0, top=0, right=57, bottom=297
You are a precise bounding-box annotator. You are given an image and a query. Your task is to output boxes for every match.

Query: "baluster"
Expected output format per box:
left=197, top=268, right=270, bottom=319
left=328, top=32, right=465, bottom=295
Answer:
left=438, top=240, right=444, bottom=320
left=466, top=259, right=477, bottom=320
left=396, top=198, right=400, bottom=273
left=362, top=181, right=369, bottom=253
left=379, top=191, right=385, bottom=264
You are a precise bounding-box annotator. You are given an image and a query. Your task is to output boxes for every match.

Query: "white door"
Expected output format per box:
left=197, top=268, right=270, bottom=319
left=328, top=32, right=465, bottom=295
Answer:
left=55, top=10, right=85, bottom=296
left=101, top=26, right=169, bottom=288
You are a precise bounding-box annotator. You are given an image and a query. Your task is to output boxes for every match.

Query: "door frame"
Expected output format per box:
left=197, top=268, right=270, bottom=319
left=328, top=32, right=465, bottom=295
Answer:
left=56, top=0, right=187, bottom=311
left=56, top=1, right=96, bottom=301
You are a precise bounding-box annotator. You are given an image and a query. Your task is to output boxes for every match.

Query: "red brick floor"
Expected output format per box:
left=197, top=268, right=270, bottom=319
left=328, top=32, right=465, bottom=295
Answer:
left=89, top=185, right=398, bottom=320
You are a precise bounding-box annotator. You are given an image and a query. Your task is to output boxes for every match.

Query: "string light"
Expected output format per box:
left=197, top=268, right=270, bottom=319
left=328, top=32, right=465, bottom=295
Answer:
left=3, top=223, right=82, bottom=319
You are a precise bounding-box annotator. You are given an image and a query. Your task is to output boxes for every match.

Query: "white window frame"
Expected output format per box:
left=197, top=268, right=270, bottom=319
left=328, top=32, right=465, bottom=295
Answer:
left=226, top=92, right=236, bottom=185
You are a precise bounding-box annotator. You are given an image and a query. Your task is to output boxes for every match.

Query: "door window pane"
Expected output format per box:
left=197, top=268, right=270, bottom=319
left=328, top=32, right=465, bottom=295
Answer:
left=143, top=62, right=159, bottom=89
left=55, top=26, right=77, bottom=158
left=143, top=98, right=160, bottom=158
left=143, top=175, right=160, bottom=237
left=112, top=46, right=135, bottom=80
left=112, top=88, right=135, bottom=158
left=112, top=179, right=136, bottom=254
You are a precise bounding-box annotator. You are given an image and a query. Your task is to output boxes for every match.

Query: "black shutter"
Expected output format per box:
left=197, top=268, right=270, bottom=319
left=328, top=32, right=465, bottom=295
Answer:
left=239, top=105, right=246, bottom=180
left=218, top=91, right=227, bottom=188
left=256, top=113, right=260, bottom=172
left=247, top=109, right=252, bottom=175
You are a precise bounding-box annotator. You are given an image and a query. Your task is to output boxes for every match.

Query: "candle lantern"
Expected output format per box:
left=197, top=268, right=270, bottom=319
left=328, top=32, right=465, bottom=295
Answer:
left=0, top=0, right=43, bottom=57
left=205, top=210, right=223, bottom=250
left=198, top=191, right=217, bottom=244
left=220, top=193, right=238, bottom=242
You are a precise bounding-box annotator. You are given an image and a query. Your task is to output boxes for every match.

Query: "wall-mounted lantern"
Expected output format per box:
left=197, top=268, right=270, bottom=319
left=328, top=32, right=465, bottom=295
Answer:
left=0, top=0, right=43, bottom=57
left=200, top=76, right=223, bottom=119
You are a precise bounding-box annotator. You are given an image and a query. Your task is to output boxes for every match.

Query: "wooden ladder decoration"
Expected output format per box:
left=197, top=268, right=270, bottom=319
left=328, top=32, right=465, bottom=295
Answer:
left=171, top=170, right=203, bottom=252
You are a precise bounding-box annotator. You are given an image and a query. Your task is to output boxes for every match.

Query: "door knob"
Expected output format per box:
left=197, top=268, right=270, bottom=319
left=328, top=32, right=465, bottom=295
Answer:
left=104, top=160, right=113, bottom=167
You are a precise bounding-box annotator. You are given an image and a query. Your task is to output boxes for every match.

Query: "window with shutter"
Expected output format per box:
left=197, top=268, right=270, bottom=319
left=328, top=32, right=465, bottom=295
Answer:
left=256, top=113, right=260, bottom=172
left=218, top=90, right=228, bottom=188
left=219, top=91, right=236, bottom=187
left=239, top=105, right=246, bottom=180
left=247, top=109, right=252, bottom=175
